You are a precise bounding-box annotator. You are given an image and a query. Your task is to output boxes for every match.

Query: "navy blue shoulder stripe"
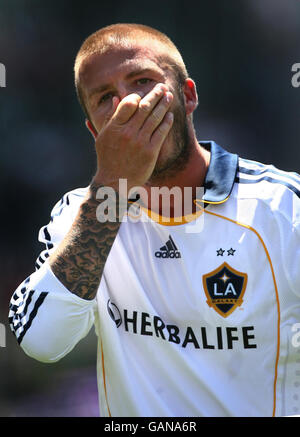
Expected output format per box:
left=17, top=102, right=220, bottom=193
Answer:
left=37, top=189, right=87, bottom=269
left=50, top=194, right=69, bottom=222
left=50, top=190, right=85, bottom=223
left=17, top=292, right=48, bottom=345
left=238, top=164, right=300, bottom=186
left=235, top=174, right=300, bottom=199
left=43, top=227, right=51, bottom=242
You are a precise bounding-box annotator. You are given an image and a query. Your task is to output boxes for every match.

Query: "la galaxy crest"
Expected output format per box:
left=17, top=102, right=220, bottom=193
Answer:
left=202, top=262, right=247, bottom=317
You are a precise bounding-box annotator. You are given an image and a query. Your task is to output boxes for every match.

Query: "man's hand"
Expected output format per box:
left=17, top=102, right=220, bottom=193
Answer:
left=93, top=83, right=174, bottom=192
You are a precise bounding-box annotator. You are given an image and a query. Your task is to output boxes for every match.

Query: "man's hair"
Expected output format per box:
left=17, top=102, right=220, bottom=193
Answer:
left=74, top=23, right=189, bottom=120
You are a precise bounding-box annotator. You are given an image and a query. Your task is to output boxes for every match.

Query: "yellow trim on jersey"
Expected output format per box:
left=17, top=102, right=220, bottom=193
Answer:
left=126, top=195, right=230, bottom=226
left=195, top=195, right=230, bottom=205
left=195, top=202, right=281, bottom=417
left=100, top=339, right=111, bottom=417
left=138, top=205, right=204, bottom=225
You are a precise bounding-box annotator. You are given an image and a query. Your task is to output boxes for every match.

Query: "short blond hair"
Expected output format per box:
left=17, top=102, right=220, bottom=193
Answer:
left=74, top=23, right=189, bottom=119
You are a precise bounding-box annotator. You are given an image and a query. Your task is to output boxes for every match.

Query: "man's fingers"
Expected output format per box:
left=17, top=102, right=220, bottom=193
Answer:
left=108, top=83, right=168, bottom=128
left=102, top=96, right=120, bottom=127
left=140, top=91, right=173, bottom=137
left=112, top=93, right=141, bottom=125
left=150, top=111, right=174, bottom=152
left=134, top=83, right=168, bottom=127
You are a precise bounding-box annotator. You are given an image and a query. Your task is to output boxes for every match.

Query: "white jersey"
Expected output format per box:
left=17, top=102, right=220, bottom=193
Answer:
left=9, top=142, right=300, bottom=417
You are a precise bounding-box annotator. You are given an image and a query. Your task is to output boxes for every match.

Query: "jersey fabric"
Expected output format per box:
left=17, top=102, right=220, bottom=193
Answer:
left=9, top=141, right=300, bottom=417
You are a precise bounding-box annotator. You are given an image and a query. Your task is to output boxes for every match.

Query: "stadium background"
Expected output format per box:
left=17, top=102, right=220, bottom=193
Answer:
left=0, top=0, right=299, bottom=416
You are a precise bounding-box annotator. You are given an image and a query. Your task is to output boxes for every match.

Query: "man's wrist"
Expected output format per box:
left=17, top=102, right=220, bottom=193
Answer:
left=88, top=178, right=133, bottom=222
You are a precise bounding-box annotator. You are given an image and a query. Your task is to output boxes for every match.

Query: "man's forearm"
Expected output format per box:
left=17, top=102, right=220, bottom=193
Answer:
left=49, top=184, right=124, bottom=300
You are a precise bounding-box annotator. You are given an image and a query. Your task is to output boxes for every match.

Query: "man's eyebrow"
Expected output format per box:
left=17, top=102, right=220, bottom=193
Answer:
left=125, top=67, right=161, bottom=80
left=87, top=68, right=162, bottom=99
left=88, top=83, right=111, bottom=99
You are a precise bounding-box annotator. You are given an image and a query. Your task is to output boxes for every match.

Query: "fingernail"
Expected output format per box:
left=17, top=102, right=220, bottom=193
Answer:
left=165, top=92, right=173, bottom=103
left=157, top=83, right=166, bottom=92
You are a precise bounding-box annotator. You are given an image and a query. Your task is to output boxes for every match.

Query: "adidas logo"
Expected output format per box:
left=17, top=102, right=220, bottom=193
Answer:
left=155, top=235, right=181, bottom=258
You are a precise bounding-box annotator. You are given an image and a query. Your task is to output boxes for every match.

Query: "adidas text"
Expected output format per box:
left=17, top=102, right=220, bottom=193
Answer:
left=155, top=251, right=181, bottom=258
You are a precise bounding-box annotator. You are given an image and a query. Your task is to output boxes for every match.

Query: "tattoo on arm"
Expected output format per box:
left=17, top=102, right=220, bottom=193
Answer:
left=49, top=184, right=126, bottom=300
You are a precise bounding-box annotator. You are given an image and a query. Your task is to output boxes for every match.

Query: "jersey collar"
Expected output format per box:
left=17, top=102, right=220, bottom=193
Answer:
left=200, top=141, right=238, bottom=204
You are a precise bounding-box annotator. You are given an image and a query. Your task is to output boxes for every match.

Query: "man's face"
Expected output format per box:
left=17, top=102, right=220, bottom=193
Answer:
left=79, top=42, right=193, bottom=184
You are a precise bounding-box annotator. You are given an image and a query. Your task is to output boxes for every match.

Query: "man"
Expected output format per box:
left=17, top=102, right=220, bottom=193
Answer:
left=9, top=23, right=300, bottom=417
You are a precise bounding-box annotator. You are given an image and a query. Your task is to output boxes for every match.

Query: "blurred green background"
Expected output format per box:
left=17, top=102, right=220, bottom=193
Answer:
left=0, top=0, right=299, bottom=416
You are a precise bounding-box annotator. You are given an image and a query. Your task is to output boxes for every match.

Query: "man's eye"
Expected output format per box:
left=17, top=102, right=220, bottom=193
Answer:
left=136, top=78, right=152, bottom=85
left=99, top=93, right=113, bottom=104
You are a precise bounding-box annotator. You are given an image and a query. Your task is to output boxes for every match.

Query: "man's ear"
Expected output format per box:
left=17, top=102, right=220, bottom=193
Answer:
left=183, top=78, right=198, bottom=116
left=85, top=119, right=98, bottom=140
